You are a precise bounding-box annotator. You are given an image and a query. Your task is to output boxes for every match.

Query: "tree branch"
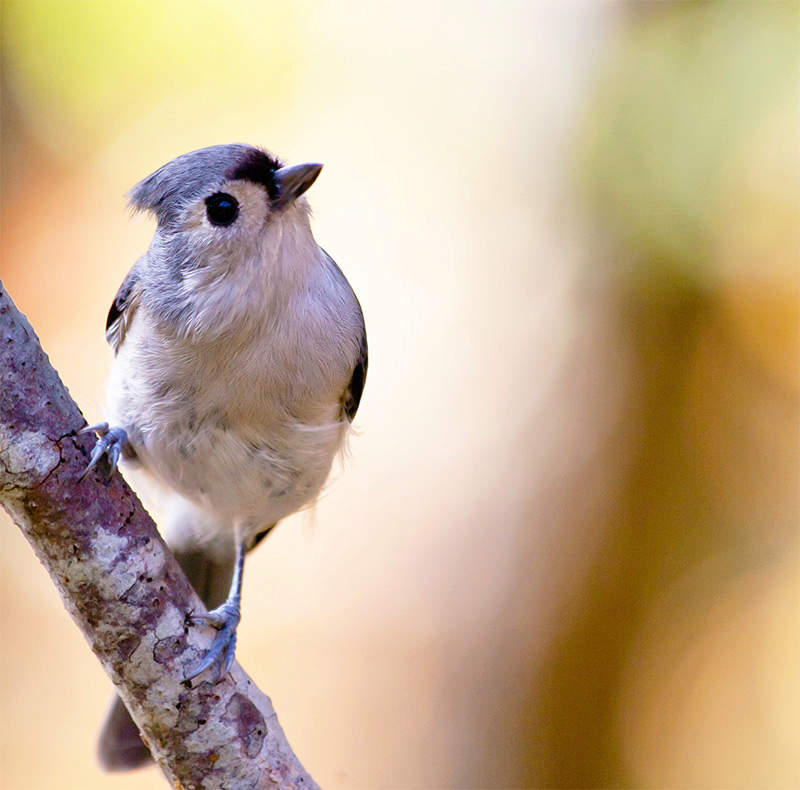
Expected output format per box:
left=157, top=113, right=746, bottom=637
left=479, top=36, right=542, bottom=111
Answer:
left=0, top=281, right=319, bottom=790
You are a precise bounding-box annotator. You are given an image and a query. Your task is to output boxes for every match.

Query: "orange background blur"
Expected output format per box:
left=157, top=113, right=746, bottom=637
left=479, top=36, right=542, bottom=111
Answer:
left=1, top=2, right=798, bottom=788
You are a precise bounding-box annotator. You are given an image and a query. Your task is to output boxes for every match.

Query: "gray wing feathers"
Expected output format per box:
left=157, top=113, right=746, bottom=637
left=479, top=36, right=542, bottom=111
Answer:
left=105, top=266, right=141, bottom=353
left=320, top=249, right=368, bottom=422
left=343, top=327, right=367, bottom=421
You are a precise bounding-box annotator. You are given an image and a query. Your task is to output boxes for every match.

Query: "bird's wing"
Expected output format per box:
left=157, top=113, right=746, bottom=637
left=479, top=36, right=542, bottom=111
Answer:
left=321, top=248, right=368, bottom=422
left=343, top=326, right=368, bottom=422
left=105, top=264, right=141, bottom=354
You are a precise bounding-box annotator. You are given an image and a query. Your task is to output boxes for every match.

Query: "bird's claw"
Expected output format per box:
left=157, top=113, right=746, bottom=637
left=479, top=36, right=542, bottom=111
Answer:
left=185, top=602, right=241, bottom=682
left=79, top=423, right=128, bottom=481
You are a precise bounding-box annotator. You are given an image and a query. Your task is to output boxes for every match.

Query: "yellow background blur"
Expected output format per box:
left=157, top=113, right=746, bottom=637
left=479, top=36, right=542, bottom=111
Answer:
left=1, top=2, right=798, bottom=788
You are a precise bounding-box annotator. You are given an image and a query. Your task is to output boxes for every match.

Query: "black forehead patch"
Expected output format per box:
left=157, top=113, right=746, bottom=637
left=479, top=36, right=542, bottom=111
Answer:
left=226, top=148, right=282, bottom=201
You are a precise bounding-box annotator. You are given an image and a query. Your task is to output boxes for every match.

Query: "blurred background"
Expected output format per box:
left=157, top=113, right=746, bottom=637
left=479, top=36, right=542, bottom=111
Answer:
left=1, top=1, right=798, bottom=788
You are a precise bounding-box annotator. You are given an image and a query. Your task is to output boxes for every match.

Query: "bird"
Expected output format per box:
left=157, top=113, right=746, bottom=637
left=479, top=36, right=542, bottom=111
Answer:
left=84, top=143, right=367, bottom=770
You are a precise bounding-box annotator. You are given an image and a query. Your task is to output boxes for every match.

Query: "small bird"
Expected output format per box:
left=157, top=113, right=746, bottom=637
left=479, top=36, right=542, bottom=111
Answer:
left=86, top=144, right=367, bottom=770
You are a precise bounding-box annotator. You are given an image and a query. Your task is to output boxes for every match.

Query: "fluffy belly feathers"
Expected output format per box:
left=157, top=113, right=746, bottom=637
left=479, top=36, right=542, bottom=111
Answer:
left=136, top=414, right=346, bottom=528
left=106, top=324, right=349, bottom=532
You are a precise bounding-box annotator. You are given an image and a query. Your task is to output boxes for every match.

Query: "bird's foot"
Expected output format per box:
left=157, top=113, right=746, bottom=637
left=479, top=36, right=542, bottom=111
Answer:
left=185, top=601, right=241, bottom=682
left=79, top=423, right=128, bottom=480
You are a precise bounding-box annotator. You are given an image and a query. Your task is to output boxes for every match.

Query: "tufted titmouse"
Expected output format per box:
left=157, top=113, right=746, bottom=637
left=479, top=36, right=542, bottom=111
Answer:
left=84, top=144, right=367, bottom=770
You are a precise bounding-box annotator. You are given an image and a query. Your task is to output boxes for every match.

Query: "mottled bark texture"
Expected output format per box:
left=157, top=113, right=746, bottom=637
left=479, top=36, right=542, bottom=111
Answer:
left=0, top=282, right=319, bottom=790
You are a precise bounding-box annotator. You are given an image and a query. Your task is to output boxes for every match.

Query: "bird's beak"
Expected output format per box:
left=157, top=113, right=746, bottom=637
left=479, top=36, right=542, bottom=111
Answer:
left=273, top=162, right=323, bottom=207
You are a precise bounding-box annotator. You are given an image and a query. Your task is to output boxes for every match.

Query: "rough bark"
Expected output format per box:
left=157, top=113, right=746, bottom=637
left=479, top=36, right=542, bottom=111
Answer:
left=0, top=281, right=319, bottom=790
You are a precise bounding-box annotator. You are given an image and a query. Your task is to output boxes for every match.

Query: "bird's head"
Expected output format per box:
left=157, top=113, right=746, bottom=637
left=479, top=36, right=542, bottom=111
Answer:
left=130, top=144, right=324, bottom=332
left=130, top=144, right=322, bottom=266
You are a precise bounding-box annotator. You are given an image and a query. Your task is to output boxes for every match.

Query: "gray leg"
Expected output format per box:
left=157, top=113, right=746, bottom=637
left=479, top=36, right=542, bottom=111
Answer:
left=79, top=422, right=128, bottom=480
left=184, top=536, right=245, bottom=682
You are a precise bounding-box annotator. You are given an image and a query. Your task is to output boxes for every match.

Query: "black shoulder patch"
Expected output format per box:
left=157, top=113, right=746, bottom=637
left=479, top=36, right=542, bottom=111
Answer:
left=344, top=328, right=368, bottom=422
left=105, top=266, right=140, bottom=353
left=106, top=282, right=132, bottom=333
left=226, top=148, right=282, bottom=201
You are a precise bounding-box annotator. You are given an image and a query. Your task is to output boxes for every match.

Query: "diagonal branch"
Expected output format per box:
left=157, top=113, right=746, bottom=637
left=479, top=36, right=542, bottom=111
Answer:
left=0, top=281, right=319, bottom=790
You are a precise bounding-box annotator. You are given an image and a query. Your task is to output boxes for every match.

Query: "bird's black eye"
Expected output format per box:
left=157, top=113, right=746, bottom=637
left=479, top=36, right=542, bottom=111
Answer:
left=205, top=192, right=239, bottom=227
